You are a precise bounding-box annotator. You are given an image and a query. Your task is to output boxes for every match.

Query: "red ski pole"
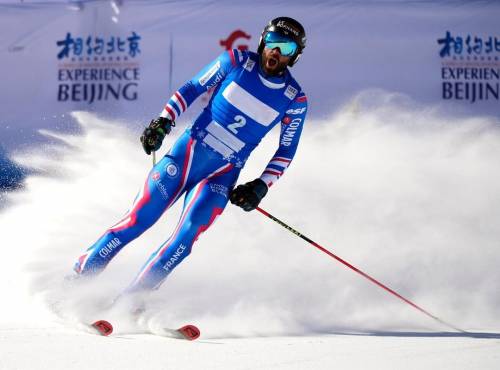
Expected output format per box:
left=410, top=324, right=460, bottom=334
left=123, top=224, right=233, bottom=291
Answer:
left=255, top=206, right=466, bottom=333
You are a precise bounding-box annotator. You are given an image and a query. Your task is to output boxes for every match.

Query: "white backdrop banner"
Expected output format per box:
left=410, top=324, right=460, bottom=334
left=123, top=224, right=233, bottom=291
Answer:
left=0, top=0, right=499, bottom=150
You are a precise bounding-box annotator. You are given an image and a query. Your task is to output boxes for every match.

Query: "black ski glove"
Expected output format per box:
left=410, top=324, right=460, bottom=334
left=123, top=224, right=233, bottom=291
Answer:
left=229, top=178, right=268, bottom=212
left=140, top=117, right=175, bottom=155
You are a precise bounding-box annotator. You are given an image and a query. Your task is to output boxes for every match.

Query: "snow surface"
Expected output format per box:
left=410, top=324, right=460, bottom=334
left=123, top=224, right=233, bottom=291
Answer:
left=1, top=91, right=500, bottom=369
left=1, top=327, right=499, bottom=370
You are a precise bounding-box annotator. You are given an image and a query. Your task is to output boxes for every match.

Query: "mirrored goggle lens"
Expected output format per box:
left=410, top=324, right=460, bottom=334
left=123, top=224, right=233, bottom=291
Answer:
left=264, top=32, right=298, bottom=56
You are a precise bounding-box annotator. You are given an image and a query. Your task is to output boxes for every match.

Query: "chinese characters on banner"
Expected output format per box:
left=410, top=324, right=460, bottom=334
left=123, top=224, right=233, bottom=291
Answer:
left=437, top=31, right=500, bottom=103
left=56, top=32, right=142, bottom=104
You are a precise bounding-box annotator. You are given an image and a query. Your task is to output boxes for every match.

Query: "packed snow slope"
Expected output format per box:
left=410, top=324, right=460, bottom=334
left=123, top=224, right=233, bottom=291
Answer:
left=0, top=91, right=499, bottom=369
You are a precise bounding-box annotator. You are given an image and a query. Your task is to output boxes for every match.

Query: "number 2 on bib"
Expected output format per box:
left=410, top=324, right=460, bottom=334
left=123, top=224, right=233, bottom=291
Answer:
left=227, top=115, right=246, bottom=134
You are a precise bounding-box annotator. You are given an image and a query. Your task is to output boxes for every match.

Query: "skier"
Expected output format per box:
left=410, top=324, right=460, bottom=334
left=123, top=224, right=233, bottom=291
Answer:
left=74, top=17, right=308, bottom=293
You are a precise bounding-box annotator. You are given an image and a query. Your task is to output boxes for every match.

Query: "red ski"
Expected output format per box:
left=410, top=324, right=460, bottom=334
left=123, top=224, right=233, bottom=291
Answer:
left=91, top=320, right=113, bottom=336
left=90, top=320, right=200, bottom=341
left=169, top=324, right=200, bottom=341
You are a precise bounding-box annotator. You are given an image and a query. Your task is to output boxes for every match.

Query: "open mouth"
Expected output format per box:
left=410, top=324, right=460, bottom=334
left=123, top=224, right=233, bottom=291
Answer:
left=267, top=57, right=278, bottom=68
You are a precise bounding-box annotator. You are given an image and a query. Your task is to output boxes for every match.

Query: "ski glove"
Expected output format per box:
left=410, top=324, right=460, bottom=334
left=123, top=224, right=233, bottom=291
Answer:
left=229, top=178, right=268, bottom=212
left=140, top=117, right=175, bottom=155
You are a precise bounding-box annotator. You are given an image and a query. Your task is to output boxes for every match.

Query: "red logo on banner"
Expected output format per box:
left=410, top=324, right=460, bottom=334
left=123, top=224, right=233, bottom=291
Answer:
left=220, top=30, right=252, bottom=51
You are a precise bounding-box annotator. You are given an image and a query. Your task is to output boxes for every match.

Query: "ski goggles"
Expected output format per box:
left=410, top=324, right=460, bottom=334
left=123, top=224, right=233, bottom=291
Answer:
left=263, top=32, right=298, bottom=57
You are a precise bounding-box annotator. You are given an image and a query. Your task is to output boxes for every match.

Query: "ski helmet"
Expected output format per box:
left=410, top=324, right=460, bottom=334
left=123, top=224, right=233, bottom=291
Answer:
left=258, top=17, right=306, bottom=67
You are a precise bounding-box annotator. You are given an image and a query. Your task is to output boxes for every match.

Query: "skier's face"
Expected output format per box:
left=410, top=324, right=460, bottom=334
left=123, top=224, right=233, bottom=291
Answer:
left=261, top=47, right=291, bottom=76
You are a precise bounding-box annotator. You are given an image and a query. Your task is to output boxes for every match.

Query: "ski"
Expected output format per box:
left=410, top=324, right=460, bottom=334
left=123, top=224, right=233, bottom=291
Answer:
left=158, top=324, right=201, bottom=341
left=89, top=320, right=200, bottom=341
left=91, top=320, right=113, bottom=336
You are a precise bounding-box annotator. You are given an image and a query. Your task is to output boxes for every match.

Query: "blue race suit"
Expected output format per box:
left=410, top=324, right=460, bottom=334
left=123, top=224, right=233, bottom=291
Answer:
left=74, top=49, right=308, bottom=291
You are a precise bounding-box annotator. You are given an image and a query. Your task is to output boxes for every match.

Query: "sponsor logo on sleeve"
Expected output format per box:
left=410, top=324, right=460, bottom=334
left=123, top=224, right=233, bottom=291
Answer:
left=285, top=107, right=306, bottom=115
left=284, top=85, right=298, bottom=100
left=280, top=118, right=302, bottom=146
left=199, top=60, right=221, bottom=86
left=204, top=72, right=224, bottom=91
left=243, top=58, right=256, bottom=72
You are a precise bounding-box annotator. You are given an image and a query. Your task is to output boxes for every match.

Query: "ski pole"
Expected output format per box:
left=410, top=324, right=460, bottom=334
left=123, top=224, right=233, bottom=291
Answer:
left=152, top=150, right=156, bottom=166
left=255, top=206, right=466, bottom=333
